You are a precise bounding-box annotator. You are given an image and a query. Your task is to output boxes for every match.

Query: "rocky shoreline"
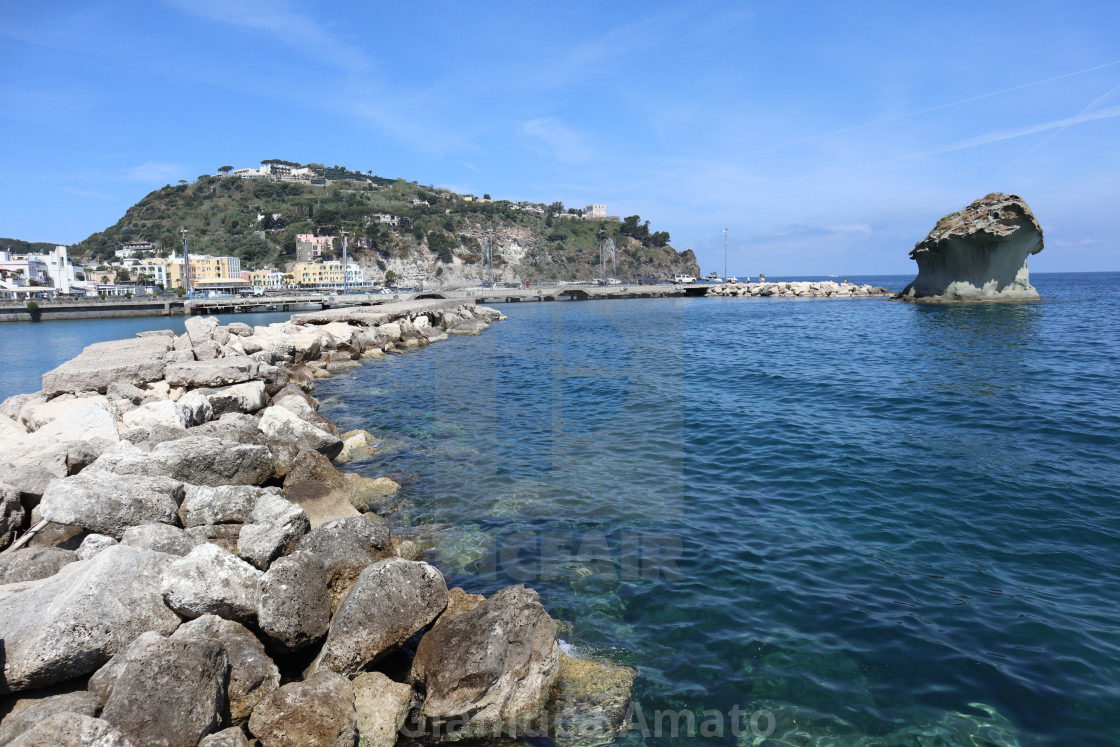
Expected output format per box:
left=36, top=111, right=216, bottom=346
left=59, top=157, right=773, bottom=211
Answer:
left=706, top=280, right=892, bottom=299
left=0, top=300, right=636, bottom=746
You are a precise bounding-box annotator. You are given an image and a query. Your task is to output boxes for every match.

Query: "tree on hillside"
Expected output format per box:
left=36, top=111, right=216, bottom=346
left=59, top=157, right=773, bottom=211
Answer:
left=218, top=165, right=234, bottom=173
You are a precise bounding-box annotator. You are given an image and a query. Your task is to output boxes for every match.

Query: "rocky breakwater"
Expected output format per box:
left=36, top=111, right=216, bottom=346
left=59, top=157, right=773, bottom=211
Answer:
left=0, top=300, right=637, bottom=747
left=707, top=280, right=892, bottom=298
left=897, top=192, right=1044, bottom=303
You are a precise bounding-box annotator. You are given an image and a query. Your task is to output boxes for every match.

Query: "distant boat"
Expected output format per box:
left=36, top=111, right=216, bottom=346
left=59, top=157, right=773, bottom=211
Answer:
left=702, top=272, right=722, bottom=283
left=829, top=274, right=839, bottom=278
left=725, top=276, right=739, bottom=283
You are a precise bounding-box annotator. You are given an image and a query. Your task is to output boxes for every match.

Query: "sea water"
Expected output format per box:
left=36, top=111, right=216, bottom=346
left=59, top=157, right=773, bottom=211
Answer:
left=313, top=273, right=1120, bottom=746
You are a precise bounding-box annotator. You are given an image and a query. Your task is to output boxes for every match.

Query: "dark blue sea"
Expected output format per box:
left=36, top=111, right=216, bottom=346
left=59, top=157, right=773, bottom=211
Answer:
left=314, top=273, right=1120, bottom=746
left=3, top=273, right=1118, bottom=744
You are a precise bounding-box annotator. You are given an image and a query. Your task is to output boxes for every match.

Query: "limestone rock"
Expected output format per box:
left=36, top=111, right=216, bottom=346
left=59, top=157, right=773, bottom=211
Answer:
left=297, top=517, right=393, bottom=611
left=236, top=494, right=310, bottom=570
left=259, top=406, right=343, bottom=459
left=247, top=670, right=356, bottom=747
left=120, top=523, right=204, bottom=556
left=353, top=671, right=415, bottom=747
left=6, top=713, right=133, bottom=746
left=121, top=400, right=192, bottom=431
left=91, top=437, right=274, bottom=486
left=0, top=546, right=77, bottom=583
left=33, top=401, right=120, bottom=453
left=7, top=439, right=95, bottom=478
left=273, top=395, right=341, bottom=437
left=256, top=550, right=331, bottom=653
left=179, top=484, right=269, bottom=528
left=202, top=381, right=268, bottom=416
left=412, top=585, right=560, bottom=740
left=333, top=429, right=378, bottom=464
left=164, top=358, right=258, bottom=388
left=899, top=193, right=1044, bottom=302
left=88, top=631, right=167, bottom=703
left=178, top=391, right=214, bottom=426
left=0, top=481, right=26, bottom=550
left=0, top=691, right=102, bottom=745
left=76, top=533, right=119, bottom=560
left=161, top=543, right=263, bottom=623
left=199, top=727, right=251, bottom=747
left=316, top=558, right=447, bottom=676
left=99, top=635, right=229, bottom=747
left=186, top=524, right=243, bottom=554
left=0, top=545, right=181, bottom=693
left=346, top=475, right=399, bottom=512
left=547, top=653, right=637, bottom=747
left=37, top=471, right=184, bottom=539
left=41, top=335, right=172, bottom=397
left=172, top=615, right=280, bottom=726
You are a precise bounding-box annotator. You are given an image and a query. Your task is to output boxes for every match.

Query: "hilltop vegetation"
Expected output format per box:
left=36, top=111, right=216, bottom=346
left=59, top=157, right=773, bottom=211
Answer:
left=1, top=237, right=61, bottom=254
left=72, top=164, right=698, bottom=284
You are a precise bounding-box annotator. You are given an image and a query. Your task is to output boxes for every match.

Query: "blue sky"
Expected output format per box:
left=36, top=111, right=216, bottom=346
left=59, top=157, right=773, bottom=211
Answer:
left=2, top=1, right=1118, bottom=275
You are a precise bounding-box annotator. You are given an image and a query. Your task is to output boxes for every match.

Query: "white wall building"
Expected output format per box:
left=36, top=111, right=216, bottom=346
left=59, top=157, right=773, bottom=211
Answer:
left=584, top=204, right=606, bottom=219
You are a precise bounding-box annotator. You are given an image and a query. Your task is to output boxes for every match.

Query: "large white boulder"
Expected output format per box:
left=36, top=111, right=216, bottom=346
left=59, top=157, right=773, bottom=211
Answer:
left=0, top=545, right=182, bottom=693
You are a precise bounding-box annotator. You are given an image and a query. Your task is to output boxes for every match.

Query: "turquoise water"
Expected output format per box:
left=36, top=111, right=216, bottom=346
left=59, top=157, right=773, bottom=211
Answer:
left=313, top=273, right=1120, bottom=746
left=3, top=275, right=1118, bottom=744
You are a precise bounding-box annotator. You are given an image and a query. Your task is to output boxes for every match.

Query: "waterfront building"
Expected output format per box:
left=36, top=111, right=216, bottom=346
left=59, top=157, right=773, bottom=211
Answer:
left=296, top=234, right=334, bottom=263
left=291, top=260, right=365, bottom=290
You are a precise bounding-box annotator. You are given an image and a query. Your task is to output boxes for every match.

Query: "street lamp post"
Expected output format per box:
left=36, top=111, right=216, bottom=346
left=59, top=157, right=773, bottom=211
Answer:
left=721, top=227, right=728, bottom=282
left=180, top=227, right=191, bottom=298
left=340, top=230, right=349, bottom=295
left=598, top=228, right=606, bottom=284
left=486, top=228, right=494, bottom=290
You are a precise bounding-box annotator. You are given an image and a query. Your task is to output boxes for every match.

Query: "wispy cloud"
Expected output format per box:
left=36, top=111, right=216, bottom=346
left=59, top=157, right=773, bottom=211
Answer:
left=522, top=118, right=594, bottom=164
left=122, top=162, right=188, bottom=183
left=158, top=0, right=369, bottom=74
left=60, top=186, right=111, bottom=200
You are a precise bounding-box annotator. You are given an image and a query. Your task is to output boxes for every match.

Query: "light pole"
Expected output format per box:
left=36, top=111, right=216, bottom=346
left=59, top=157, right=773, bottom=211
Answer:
left=340, top=230, right=349, bottom=295
left=721, top=227, right=728, bottom=281
left=486, top=228, right=494, bottom=289
left=180, top=227, right=191, bottom=298
left=598, top=228, right=606, bottom=284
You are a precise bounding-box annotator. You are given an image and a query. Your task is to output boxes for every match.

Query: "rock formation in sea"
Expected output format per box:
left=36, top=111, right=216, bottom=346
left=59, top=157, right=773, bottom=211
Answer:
left=897, top=192, right=1044, bottom=303
left=0, top=300, right=638, bottom=746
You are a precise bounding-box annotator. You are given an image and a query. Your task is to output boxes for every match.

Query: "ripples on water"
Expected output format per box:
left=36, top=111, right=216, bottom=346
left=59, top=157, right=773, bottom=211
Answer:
left=323, top=274, right=1119, bottom=745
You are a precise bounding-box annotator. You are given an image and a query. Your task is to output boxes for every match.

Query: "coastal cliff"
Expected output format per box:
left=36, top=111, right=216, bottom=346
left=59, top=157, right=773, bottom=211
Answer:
left=897, top=193, right=1044, bottom=303
left=0, top=303, right=635, bottom=745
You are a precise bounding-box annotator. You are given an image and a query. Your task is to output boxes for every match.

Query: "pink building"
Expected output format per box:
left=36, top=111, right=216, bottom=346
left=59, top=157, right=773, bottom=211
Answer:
left=295, top=234, right=333, bottom=263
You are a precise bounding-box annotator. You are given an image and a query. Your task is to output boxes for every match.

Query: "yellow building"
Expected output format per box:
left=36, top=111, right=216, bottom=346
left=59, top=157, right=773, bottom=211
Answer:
left=138, top=258, right=183, bottom=290
left=187, top=255, right=242, bottom=283
left=291, top=261, right=364, bottom=288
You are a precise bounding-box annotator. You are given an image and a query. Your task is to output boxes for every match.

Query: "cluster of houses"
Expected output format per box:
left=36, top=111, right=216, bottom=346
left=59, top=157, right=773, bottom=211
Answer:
left=0, top=236, right=370, bottom=301
left=223, top=162, right=327, bottom=185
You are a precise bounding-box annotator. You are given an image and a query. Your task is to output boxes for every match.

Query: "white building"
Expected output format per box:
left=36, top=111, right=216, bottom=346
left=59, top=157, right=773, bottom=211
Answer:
left=585, top=204, right=606, bottom=219
left=0, top=246, right=89, bottom=295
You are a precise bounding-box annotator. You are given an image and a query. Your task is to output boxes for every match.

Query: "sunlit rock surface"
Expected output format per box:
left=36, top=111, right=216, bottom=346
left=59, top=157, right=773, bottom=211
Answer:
left=898, top=193, right=1043, bottom=303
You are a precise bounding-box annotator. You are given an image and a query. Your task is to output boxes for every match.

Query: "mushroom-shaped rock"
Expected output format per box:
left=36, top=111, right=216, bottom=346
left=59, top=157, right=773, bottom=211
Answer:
left=899, top=193, right=1044, bottom=302
left=172, top=614, right=281, bottom=726
left=100, top=635, right=230, bottom=747
left=315, top=558, right=448, bottom=676
left=297, top=516, right=393, bottom=611
left=161, top=543, right=263, bottom=624
left=411, top=585, right=560, bottom=740
left=256, top=550, right=331, bottom=653
left=38, top=471, right=184, bottom=539
left=247, top=670, right=357, bottom=747
left=0, top=545, right=181, bottom=693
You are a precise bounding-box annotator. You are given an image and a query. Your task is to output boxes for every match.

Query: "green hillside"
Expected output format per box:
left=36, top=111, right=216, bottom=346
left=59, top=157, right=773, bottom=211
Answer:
left=72, top=164, right=699, bottom=283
